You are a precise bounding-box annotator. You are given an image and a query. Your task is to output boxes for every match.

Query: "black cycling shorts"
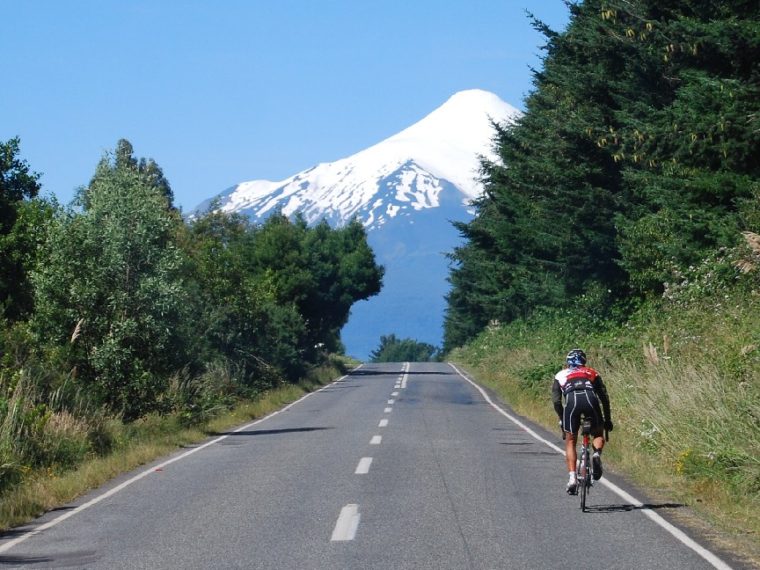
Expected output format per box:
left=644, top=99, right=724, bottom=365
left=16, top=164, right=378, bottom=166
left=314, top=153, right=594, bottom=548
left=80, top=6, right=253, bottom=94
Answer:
left=562, top=390, right=604, bottom=436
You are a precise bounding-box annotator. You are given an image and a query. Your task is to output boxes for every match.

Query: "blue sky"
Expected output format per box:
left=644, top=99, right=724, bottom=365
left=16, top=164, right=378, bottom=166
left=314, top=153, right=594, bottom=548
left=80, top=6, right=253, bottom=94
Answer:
left=2, top=1, right=570, bottom=212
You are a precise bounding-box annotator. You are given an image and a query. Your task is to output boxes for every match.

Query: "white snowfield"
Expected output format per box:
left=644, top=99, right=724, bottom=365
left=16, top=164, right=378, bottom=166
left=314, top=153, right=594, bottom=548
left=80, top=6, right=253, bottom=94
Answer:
left=211, top=89, right=521, bottom=230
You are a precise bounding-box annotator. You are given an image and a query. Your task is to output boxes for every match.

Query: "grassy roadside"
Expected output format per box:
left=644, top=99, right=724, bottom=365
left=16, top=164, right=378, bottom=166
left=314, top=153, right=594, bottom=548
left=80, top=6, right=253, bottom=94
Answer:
left=0, top=356, right=356, bottom=532
left=449, top=279, right=760, bottom=567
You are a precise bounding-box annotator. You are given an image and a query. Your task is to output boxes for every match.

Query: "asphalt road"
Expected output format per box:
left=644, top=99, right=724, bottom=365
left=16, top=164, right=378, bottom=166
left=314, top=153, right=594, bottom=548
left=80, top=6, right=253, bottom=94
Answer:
left=0, top=362, right=739, bottom=569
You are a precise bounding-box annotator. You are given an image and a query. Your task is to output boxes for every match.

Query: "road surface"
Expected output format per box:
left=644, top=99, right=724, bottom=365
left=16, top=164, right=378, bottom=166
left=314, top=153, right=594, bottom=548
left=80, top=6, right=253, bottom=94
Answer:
left=0, top=362, right=739, bottom=569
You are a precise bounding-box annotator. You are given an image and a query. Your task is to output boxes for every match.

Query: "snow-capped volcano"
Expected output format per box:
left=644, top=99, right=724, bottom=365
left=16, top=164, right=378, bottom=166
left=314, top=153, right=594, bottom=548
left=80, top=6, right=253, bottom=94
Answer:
left=196, top=90, right=520, bottom=229
left=194, top=89, right=520, bottom=358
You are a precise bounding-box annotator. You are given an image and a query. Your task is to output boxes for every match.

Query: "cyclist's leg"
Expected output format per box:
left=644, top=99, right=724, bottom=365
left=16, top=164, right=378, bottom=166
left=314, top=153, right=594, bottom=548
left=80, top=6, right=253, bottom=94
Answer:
left=565, top=431, right=577, bottom=473
left=563, top=393, right=581, bottom=492
left=590, top=423, right=605, bottom=480
left=562, top=392, right=581, bottom=473
left=583, top=390, right=606, bottom=452
left=591, top=437, right=604, bottom=480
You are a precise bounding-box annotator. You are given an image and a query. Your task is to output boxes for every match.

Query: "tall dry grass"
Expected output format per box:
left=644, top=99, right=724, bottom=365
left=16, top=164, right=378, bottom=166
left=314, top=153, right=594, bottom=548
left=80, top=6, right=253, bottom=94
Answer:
left=611, top=358, right=759, bottom=491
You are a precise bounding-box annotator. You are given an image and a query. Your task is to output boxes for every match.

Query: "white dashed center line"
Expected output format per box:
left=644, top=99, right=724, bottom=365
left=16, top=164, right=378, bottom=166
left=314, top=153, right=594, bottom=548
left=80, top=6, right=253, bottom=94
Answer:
left=331, top=504, right=361, bottom=541
left=384, top=407, right=392, bottom=413
left=378, top=419, right=389, bottom=427
left=387, top=399, right=395, bottom=404
left=355, top=457, right=373, bottom=474
left=370, top=435, right=382, bottom=445
left=391, top=391, right=399, bottom=397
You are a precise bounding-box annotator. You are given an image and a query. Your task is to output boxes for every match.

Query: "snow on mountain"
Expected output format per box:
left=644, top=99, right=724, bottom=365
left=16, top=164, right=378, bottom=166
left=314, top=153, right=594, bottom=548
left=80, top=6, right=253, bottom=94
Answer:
left=195, top=90, right=520, bottom=230
left=193, top=89, right=520, bottom=358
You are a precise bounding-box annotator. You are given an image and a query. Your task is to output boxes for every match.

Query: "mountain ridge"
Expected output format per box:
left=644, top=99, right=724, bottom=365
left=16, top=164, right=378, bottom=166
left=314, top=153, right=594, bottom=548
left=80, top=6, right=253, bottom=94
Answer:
left=195, top=89, right=520, bottom=229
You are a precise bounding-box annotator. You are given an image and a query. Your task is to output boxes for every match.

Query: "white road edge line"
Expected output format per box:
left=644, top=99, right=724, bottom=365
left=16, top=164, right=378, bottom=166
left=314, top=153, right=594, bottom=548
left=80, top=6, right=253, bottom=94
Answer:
left=331, top=504, right=360, bottom=541
left=401, top=362, right=409, bottom=389
left=448, top=362, right=733, bottom=570
left=0, top=365, right=365, bottom=555
left=355, top=457, right=373, bottom=474
left=378, top=419, right=389, bottom=428
left=370, top=435, right=382, bottom=445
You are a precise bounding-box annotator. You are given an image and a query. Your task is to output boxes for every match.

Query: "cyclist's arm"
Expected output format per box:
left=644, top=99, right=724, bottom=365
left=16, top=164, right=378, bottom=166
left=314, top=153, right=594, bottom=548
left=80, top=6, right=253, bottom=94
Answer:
left=552, top=378, right=563, bottom=417
left=594, top=375, right=612, bottom=421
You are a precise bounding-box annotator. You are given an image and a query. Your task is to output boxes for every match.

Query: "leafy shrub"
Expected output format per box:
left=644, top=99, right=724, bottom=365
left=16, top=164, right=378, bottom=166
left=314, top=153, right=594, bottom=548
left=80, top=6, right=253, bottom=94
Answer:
left=370, top=334, right=439, bottom=362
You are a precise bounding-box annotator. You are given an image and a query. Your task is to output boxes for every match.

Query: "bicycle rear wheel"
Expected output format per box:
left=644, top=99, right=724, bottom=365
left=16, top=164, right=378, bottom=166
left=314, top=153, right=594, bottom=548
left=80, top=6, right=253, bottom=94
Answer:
left=579, top=448, right=589, bottom=511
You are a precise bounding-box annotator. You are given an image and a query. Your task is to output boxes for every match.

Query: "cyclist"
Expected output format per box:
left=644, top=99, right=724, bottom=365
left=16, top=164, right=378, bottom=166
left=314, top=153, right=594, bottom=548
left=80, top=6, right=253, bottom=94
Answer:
left=552, top=348, right=613, bottom=494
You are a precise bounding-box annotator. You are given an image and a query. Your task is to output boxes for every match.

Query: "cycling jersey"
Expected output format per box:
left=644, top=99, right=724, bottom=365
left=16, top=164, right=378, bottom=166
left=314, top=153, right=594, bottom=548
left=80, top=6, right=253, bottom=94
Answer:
left=552, top=365, right=611, bottom=435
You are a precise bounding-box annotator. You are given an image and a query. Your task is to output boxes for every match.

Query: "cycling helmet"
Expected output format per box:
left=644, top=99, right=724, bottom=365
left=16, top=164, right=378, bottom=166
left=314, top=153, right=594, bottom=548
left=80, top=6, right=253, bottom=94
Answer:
left=566, top=348, right=587, bottom=367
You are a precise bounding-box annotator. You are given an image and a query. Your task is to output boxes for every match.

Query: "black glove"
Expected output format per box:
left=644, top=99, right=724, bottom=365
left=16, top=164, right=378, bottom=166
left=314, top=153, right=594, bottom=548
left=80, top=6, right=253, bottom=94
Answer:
left=604, top=419, right=614, bottom=432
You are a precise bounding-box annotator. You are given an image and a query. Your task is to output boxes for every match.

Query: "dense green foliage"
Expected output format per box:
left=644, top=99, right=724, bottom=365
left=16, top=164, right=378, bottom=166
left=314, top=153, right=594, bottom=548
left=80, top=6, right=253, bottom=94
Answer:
left=32, top=154, right=188, bottom=420
left=184, top=211, right=382, bottom=387
left=369, top=334, right=439, bottom=362
left=0, top=138, right=383, bottom=491
left=444, top=0, right=759, bottom=350
left=0, top=138, right=44, bottom=322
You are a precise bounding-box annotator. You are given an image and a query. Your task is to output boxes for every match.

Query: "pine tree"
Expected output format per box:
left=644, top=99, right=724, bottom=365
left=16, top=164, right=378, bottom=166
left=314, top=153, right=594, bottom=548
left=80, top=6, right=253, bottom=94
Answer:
left=444, top=0, right=759, bottom=346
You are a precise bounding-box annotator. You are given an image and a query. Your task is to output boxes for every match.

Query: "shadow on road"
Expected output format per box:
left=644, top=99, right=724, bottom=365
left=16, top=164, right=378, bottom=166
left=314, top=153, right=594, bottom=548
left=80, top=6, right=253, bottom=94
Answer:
left=215, top=427, right=333, bottom=437
left=348, top=369, right=451, bottom=377
left=0, top=549, right=99, bottom=566
left=585, top=502, right=684, bottom=513
left=0, top=555, right=54, bottom=566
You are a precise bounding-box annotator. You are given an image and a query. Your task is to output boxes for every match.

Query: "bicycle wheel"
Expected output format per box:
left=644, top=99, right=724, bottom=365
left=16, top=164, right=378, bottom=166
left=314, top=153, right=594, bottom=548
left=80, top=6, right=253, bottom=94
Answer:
left=579, top=448, right=588, bottom=511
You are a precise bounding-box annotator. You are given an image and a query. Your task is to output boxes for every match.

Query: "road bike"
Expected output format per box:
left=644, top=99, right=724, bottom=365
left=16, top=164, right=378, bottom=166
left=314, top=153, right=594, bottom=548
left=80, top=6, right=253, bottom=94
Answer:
left=564, top=417, right=609, bottom=512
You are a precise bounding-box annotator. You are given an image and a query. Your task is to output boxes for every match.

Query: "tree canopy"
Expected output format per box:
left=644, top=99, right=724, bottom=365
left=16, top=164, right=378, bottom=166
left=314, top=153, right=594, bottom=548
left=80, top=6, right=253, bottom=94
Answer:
left=444, top=0, right=759, bottom=351
left=0, top=138, right=44, bottom=321
left=0, top=139, right=384, bottom=421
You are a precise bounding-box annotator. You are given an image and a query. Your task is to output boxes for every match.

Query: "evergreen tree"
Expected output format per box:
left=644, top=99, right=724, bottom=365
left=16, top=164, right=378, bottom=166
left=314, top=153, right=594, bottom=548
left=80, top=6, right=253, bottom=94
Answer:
left=444, top=0, right=759, bottom=347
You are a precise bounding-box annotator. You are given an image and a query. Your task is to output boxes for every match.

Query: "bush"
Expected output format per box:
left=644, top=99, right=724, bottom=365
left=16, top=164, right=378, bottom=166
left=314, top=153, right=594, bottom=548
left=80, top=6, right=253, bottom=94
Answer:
left=370, top=334, right=439, bottom=362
